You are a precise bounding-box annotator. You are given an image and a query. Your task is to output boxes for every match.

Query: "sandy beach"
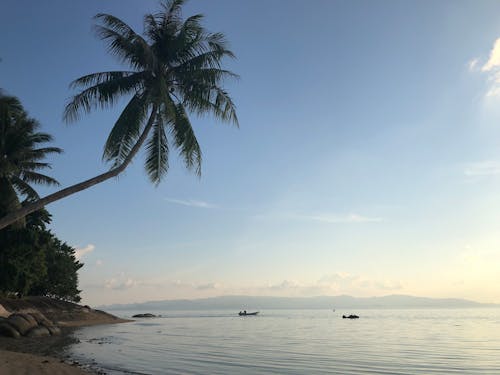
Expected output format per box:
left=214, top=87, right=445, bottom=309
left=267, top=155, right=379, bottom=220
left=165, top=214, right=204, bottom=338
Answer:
left=0, top=297, right=131, bottom=374
left=0, top=349, right=89, bottom=375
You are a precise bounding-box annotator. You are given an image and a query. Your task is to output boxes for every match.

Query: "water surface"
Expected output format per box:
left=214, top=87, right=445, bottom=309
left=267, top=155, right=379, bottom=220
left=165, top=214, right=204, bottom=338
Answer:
left=68, top=309, right=500, bottom=374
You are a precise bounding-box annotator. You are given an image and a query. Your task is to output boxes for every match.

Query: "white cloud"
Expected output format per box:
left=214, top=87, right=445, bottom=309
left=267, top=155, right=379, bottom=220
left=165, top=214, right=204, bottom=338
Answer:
left=96, top=259, right=103, bottom=267
left=105, top=277, right=138, bottom=290
left=75, top=244, right=95, bottom=260
left=470, top=38, right=500, bottom=98
left=464, top=160, right=500, bottom=176
left=482, top=38, right=500, bottom=72
left=164, top=198, right=217, bottom=209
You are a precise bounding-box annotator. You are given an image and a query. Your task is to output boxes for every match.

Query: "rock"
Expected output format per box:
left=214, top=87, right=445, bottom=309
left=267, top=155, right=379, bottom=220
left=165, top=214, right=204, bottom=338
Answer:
left=17, top=312, right=38, bottom=327
left=0, top=303, right=10, bottom=318
left=29, top=311, right=53, bottom=327
left=0, top=321, right=21, bottom=338
left=132, top=313, right=157, bottom=318
left=7, top=313, right=37, bottom=335
left=43, top=324, right=61, bottom=336
left=26, top=326, right=51, bottom=338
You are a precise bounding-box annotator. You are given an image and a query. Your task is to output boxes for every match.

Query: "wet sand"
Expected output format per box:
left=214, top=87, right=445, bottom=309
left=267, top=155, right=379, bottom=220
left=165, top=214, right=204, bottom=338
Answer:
left=0, top=349, right=90, bottom=375
left=0, top=297, right=132, bottom=374
left=0, top=322, right=130, bottom=374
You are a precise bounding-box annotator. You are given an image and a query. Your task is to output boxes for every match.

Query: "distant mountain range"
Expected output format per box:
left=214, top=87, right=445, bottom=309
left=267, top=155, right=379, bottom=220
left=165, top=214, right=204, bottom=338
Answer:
left=100, top=295, right=498, bottom=311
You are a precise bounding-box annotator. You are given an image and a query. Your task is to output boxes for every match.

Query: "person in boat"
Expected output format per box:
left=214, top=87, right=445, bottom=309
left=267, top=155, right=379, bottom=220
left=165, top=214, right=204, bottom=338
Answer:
left=244, top=310, right=247, bottom=315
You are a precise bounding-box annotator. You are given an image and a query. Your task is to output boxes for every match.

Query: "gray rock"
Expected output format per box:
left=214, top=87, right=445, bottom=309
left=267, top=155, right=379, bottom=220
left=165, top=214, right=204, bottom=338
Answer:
left=17, top=313, right=38, bottom=327
left=132, top=313, right=157, bottom=318
left=29, top=311, right=53, bottom=327
left=7, top=314, right=37, bottom=335
left=0, top=322, right=21, bottom=338
left=43, top=324, right=61, bottom=336
left=26, top=326, right=51, bottom=338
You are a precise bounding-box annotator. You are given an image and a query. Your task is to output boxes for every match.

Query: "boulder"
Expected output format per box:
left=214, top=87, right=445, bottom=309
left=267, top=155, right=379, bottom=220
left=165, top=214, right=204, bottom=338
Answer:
left=0, top=321, right=21, bottom=338
left=17, top=312, right=38, bottom=327
left=0, top=303, right=10, bottom=318
left=26, top=326, right=51, bottom=338
left=7, top=314, right=37, bottom=335
left=29, top=311, right=53, bottom=327
left=43, top=324, right=61, bottom=336
left=132, top=313, right=157, bottom=318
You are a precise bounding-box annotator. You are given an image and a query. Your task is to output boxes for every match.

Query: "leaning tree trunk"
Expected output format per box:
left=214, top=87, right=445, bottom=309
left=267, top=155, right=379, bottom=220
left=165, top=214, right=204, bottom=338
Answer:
left=0, top=110, right=157, bottom=231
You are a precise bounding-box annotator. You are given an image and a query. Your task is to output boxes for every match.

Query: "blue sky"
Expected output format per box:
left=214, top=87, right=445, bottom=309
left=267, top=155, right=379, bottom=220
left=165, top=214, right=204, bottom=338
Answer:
left=3, top=0, right=500, bottom=305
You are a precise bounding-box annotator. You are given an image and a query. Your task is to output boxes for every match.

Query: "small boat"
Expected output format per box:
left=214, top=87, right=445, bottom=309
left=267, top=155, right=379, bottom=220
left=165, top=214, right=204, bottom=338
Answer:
left=342, top=314, right=359, bottom=319
left=238, top=311, right=259, bottom=316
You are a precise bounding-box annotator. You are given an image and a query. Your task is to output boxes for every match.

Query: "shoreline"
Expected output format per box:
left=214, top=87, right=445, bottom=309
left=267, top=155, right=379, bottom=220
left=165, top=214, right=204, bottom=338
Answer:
left=0, top=297, right=132, bottom=374
left=0, top=319, right=132, bottom=375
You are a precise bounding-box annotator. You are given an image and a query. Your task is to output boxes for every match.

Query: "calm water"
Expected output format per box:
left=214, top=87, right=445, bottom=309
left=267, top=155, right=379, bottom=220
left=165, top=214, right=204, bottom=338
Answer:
left=68, top=309, right=500, bottom=374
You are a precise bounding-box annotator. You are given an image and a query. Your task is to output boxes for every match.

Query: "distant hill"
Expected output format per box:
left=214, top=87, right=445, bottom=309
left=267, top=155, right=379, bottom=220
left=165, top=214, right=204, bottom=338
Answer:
left=100, top=294, right=498, bottom=311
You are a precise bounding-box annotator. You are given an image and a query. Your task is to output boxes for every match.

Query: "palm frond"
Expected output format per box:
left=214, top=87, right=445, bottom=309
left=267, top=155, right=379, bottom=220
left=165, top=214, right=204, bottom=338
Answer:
left=30, top=146, right=63, bottom=155
left=165, top=98, right=201, bottom=175
left=70, top=71, right=138, bottom=89
left=145, top=114, right=169, bottom=184
left=180, top=83, right=238, bottom=125
left=11, top=176, right=40, bottom=200
left=175, top=48, right=235, bottom=71
left=64, top=71, right=147, bottom=123
left=19, top=171, right=60, bottom=186
left=103, top=92, right=151, bottom=165
left=94, top=15, right=153, bottom=70
left=18, top=161, right=51, bottom=170
left=159, top=0, right=186, bottom=29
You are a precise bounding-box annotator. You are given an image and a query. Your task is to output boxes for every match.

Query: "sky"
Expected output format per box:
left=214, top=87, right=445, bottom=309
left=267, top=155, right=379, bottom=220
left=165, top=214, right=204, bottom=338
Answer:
left=2, top=0, right=500, bottom=306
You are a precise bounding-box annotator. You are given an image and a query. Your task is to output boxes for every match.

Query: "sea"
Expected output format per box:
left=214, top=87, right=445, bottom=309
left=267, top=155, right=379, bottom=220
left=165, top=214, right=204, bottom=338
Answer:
left=66, top=308, right=500, bottom=374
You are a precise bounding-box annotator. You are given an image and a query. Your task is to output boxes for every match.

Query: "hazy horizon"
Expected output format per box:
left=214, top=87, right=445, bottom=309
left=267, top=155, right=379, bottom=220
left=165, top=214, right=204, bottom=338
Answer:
left=3, top=0, right=500, bottom=306
left=98, top=293, right=498, bottom=310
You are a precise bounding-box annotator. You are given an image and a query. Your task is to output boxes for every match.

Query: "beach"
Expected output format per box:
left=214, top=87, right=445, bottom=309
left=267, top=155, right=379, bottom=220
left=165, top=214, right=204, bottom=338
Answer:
left=0, top=349, right=89, bottom=375
left=0, top=297, right=130, bottom=374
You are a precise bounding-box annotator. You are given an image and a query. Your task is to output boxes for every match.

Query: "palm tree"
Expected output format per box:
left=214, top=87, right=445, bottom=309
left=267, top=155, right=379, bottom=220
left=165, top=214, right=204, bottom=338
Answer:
left=0, top=93, right=62, bottom=228
left=0, top=0, right=238, bottom=230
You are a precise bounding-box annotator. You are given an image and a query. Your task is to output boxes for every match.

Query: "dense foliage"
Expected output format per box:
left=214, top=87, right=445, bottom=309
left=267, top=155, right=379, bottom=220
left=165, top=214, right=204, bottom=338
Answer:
left=0, top=208, right=83, bottom=302
left=0, top=92, right=82, bottom=302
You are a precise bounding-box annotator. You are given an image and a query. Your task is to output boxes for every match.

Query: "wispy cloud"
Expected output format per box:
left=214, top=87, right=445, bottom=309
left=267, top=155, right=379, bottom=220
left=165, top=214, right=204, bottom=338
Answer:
left=469, top=38, right=500, bottom=97
left=75, top=244, right=95, bottom=260
left=105, top=277, right=138, bottom=290
left=464, top=160, right=500, bottom=176
left=164, top=198, right=217, bottom=209
left=257, top=273, right=402, bottom=296
left=171, top=280, right=221, bottom=290
left=196, top=282, right=220, bottom=290
left=468, top=58, right=479, bottom=72
left=295, top=213, right=383, bottom=224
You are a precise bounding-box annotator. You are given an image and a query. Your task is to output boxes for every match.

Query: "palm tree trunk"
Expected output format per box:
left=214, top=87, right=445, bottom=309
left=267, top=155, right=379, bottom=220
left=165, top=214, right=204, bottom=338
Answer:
left=0, top=110, right=157, bottom=231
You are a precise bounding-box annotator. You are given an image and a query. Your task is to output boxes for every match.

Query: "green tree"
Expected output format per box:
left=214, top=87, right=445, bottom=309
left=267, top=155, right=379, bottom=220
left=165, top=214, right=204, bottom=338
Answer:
left=0, top=206, right=51, bottom=296
left=0, top=93, right=61, bottom=228
left=29, top=235, right=83, bottom=303
left=0, top=0, right=238, bottom=230
left=0, top=207, right=83, bottom=302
